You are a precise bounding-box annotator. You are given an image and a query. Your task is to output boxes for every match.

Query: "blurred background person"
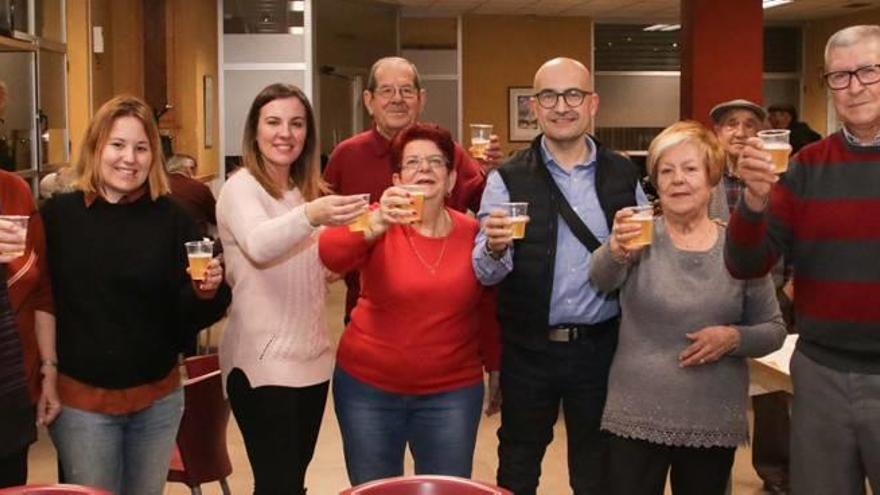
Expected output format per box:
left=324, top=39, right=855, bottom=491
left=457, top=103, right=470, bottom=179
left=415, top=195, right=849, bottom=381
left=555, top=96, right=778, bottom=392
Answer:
left=767, top=103, right=822, bottom=153
left=38, top=166, right=77, bottom=199
left=711, top=99, right=794, bottom=493
left=216, top=83, right=366, bottom=495
left=707, top=99, right=766, bottom=221
left=319, top=123, right=500, bottom=486
left=38, top=95, right=230, bottom=494
left=591, top=121, right=785, bottom=495
left=0, top=169, right=55, bottom=487
left=165, top=153, right=217, bottom=238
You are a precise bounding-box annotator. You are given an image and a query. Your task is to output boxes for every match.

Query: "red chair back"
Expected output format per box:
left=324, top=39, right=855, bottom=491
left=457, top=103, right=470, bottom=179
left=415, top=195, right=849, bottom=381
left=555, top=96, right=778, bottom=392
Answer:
left=183, top=353, right=219, bottom=379
left=166, top=369, right=232, bottom=486
left=0, top=485, right=112, bottom=495
left=339, top=475, right=513, bottom=495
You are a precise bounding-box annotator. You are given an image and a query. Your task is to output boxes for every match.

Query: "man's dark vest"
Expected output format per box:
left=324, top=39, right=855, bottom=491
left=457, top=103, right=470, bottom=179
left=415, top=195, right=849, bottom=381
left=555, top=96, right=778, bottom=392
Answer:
left=496, top=135, right=640, bottom=350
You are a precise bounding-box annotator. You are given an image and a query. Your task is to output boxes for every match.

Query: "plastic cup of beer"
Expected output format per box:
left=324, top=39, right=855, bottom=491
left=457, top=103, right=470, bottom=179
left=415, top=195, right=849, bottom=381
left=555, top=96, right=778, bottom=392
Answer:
left=348, top=194, right=372, bottom=232
left=502, top=202, right=529, bottom=239
left=0, top=215, right=28, bottom=258
left=185, top=240, right=214, bottom=281
left=470, top=124, right=493, bottom=160
left=624, top=205, right=653, bottom=248
left=399, top=184, right=426, bottom=222
left=757, top=129, right=792, bottom=174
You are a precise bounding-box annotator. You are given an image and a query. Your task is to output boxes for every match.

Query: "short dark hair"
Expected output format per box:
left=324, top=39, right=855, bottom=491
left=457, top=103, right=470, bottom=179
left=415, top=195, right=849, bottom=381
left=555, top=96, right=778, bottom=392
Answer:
left=767, top=103, right=798, bottom=122
left=389, top=123, right=455, bottom=174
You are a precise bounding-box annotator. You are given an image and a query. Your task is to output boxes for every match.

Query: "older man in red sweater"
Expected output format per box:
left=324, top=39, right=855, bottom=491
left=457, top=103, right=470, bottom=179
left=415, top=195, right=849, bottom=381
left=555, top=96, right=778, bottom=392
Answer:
left=726, top=25, right=880, bottom=495
left=324, top=56, right=502, bottom=320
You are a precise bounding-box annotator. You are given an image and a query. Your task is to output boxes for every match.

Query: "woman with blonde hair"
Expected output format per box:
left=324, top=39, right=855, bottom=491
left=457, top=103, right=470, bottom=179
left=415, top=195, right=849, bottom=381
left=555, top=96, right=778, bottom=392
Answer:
left=216, top=83, right=366, bottom=494
left=39, top=95, right=231, bottom=494
left=590, top=120, right=785, bottom=494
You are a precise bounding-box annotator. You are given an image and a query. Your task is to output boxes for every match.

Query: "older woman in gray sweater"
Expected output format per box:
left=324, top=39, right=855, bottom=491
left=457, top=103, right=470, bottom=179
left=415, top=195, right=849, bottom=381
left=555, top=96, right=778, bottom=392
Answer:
left=591, top=120, right=785, bottom=495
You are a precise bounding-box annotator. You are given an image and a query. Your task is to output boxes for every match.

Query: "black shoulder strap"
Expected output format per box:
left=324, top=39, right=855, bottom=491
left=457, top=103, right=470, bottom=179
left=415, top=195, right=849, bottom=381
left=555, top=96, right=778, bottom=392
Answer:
left=535, top=160, right=602, bottom=253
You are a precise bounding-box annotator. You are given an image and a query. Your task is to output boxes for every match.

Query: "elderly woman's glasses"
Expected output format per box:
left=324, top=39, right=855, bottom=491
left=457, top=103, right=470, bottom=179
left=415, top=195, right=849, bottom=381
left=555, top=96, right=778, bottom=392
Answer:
left=401, top=155, right=447, bottom=172
left=823, top=64, right=880, bottom=90
left=534, top=88, right=592, bottom=109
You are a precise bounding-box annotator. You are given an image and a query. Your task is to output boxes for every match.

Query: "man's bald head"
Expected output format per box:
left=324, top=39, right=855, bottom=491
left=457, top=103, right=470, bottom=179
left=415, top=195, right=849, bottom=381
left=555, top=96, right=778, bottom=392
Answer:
left=533, top=58, right=592, bottom=91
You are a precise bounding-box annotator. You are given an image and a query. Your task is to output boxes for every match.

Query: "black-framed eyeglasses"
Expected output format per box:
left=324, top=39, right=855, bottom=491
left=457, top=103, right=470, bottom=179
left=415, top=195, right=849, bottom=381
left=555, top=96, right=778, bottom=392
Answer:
left=534, top=88, right=593, bottom=109
left=823, top=64, right=880, bottom=90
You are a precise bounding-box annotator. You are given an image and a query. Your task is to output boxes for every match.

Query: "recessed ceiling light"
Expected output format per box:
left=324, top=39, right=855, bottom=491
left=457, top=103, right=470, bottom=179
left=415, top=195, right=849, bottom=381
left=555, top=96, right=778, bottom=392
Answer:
left=763, top=0, right=793, bottom=9
left=644, top=24, right=679, bottom=32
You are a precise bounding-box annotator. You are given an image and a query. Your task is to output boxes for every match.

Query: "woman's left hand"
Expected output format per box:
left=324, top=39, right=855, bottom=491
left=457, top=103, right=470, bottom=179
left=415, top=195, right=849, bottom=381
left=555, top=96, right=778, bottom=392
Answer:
left=678, top=326, right=740, bottom=367
left=192, top=257, right=223, bottom=296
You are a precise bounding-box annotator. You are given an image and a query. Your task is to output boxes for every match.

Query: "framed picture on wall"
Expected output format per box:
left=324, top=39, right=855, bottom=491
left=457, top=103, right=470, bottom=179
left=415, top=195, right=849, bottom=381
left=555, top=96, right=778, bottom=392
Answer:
left=508, top=87, right=539, bottom=142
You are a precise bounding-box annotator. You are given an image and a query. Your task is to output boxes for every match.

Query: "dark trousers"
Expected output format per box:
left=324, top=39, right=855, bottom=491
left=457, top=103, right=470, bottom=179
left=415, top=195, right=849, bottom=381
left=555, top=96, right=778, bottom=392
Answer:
left=227, top=368, right=329, bottom=495
left=607, top=434, right=735, bottom=495
left=496, top=328, right=617, bottom=495
left=0, top=446, right=28, bottom=488
left=751, top=392, right=791, bottom=489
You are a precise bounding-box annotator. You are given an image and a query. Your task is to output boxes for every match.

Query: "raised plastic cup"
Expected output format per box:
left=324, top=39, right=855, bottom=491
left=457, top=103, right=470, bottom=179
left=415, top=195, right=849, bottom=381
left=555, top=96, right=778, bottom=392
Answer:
left=185, top=240, right=214, bottom=281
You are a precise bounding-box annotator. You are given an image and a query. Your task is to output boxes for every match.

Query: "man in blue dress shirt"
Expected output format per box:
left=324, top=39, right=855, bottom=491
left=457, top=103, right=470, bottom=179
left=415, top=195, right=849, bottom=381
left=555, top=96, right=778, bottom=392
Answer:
left=472, top=57, right=646, bottom=495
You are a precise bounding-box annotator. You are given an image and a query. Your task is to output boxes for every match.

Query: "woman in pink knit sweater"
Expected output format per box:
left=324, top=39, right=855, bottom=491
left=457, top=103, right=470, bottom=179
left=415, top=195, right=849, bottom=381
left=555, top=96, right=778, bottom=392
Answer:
left=216, top=83, right=367, bottom=494
left=319, top=123, right=501, bottom=486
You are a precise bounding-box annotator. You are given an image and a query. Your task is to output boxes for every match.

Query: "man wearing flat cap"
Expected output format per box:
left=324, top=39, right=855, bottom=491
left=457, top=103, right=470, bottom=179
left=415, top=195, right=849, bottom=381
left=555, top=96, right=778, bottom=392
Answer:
left=708, top=99, right=766, bottom=220
left=711, top=98, right=793, bottom=495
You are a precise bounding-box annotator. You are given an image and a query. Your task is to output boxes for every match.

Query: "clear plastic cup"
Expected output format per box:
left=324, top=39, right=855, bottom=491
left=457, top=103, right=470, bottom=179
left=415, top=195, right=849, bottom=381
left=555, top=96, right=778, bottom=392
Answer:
left=624, top=205, right=653, bottom=248
left=0, top=215, right=29, bottom=258
left=184, top=240, right=214, bottom=281
left=501, top=202, right=529, bottom=239
left=348, top=194, right=372, bottom=232
left=757, top=129, right=792, bottom=174
left=399, top=184, right=426, bottom=222
left=470, top=124, right=493, bottom=160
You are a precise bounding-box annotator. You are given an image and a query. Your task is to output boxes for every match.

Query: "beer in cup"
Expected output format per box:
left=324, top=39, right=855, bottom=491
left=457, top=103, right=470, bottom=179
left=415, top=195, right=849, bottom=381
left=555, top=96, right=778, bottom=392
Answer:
left=757, top=129, right=792, bottom=174
left=470, top=124, right=493, bottom=160
left=624, top=205, right=653, bottom=248
left=399, top=185, right=426, bottom=222
left=0, top=215, right=28, bottom=258
left=185, top=240, right=214, bottom=281
left=502, top=202, right=529, bottom=239
left=348, top=194, right=372, bottom=232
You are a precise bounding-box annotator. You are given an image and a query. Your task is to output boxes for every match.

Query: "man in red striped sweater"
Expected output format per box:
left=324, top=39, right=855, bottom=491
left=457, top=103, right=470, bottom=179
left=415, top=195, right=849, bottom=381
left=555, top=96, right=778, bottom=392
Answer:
left=725, top=25, right=880, bottom=495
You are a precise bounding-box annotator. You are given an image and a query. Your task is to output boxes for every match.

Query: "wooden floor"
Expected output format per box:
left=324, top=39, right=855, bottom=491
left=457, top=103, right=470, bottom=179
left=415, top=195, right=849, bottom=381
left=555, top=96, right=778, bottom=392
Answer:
left=25, top=283, right=774, bottom=494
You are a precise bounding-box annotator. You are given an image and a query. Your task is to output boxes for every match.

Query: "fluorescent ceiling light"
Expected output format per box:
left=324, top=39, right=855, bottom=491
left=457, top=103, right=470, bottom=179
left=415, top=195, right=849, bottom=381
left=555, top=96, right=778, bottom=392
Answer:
left=644, top=24, right=679, bottom=32
left=763, top=0, right=793, bottom=9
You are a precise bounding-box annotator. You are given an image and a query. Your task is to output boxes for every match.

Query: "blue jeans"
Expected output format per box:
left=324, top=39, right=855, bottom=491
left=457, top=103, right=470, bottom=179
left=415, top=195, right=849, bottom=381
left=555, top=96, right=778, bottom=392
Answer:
left=333, top=367, right=483, bottom=486
left=50, top=387, right=184, bottom=495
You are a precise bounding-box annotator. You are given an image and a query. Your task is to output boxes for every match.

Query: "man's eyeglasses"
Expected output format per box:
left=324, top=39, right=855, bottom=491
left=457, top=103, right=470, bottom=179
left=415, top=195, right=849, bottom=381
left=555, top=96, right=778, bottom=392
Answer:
left=534, top=88, right=593, bottom=109
left=372, top=85, right=419, bottom=100
left=823, top=64, right=880, bottom=90
left=401, top=155, right=447, bottom=172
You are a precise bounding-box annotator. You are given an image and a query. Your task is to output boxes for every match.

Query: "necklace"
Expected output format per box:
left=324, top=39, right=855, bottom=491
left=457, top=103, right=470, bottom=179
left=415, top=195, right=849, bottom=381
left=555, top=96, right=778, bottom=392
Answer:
left=403, top=213, right=451, bottom=275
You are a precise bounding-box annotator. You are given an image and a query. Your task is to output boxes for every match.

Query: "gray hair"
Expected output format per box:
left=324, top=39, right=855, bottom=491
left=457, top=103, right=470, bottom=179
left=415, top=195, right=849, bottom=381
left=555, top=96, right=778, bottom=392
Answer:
left=165, top=153, right=196, bottom=176
left=366, top=57, right=422, bottom=92
left=825, top=25, right=880, bottom=68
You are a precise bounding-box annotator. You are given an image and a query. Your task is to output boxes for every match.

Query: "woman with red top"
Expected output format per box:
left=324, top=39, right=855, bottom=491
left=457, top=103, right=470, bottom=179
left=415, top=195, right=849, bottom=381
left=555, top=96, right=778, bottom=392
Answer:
left=319, top=123, right=501, bottom=486
left=0, top=170, right=55, bottom=486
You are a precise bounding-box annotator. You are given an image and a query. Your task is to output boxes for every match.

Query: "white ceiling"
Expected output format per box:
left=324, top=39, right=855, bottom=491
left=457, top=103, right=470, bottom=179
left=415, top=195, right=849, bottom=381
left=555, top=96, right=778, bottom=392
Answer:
left=371, top=0, right=878, bottom=23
